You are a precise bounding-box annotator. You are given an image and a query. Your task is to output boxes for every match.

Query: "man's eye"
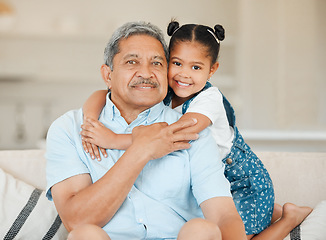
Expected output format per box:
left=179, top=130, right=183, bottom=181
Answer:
left=127, top=60, right=136, bottom=64
left=192, top=65, right=201, bottom=70
left=173, top=62, right=181, bottom=66
left=153, top=61, right=162, bottom=66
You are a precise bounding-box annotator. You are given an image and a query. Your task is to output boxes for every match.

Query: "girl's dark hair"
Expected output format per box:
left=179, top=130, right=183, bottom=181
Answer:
left=167, top=21, right=225, bottom=65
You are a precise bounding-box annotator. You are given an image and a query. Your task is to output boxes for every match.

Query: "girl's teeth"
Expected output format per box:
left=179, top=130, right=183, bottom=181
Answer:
left=177, top=81, right=190, bottom=86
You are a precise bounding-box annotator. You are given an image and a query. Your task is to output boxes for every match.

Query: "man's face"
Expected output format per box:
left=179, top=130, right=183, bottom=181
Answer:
left=105, top=34, right=168, bottom=118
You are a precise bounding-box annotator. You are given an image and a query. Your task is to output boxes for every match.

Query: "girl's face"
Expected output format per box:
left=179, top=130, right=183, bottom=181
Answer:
left=168, top=41, right=219, bottom=103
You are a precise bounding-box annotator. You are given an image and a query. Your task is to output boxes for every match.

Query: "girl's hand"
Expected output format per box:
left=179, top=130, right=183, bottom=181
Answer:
left=81, top=118, right=111, bottom=161
left=81, top=139, right=107, bottom=161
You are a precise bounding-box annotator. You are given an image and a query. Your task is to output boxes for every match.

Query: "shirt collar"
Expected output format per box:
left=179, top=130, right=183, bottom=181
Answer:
left=103, top=92, right=165, bottom=124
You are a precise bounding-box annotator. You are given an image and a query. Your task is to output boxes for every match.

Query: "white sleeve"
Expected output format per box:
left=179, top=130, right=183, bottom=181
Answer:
left=185, top=87, right=224, bottom=124
left=185, top=86, right=234, bottom=158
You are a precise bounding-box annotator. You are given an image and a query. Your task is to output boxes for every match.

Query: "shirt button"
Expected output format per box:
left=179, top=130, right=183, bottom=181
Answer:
left=138, top=218, right=143, bottom=223
left=226, top=158, right=233, bottom=164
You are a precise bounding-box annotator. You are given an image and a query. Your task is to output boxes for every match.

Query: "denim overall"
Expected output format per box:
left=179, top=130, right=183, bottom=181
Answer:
left=165, top=83, right=275, bottom=235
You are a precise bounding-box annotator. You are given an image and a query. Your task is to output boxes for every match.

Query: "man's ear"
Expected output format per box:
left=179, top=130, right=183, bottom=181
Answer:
left=101, top=64, right=112, bottom=89
left=208, top=62, right=219, bottom=79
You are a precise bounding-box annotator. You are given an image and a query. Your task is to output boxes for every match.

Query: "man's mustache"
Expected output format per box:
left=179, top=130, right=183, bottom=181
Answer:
left=129, top=78, right=159, bottom=88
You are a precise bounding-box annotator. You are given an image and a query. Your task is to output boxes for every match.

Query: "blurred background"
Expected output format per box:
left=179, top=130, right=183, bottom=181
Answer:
left=0, top=0, right=325, bottom=152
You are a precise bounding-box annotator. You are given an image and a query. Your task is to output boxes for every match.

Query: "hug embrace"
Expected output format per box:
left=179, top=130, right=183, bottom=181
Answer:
left=46, top=21, right=312, bottom=240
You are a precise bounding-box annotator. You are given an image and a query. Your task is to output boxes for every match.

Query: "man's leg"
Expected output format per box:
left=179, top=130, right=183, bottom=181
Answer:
left=67, top=224, right=111, bottom=240
left=178, top=218, right=222, bottom=240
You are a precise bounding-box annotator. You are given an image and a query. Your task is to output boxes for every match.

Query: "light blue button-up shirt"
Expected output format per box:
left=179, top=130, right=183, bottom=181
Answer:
left=46, top=94, right=231, bottom=240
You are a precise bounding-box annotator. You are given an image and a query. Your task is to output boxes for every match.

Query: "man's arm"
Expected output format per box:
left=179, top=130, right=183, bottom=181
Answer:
left=51, top=119, right=198, bottom=232
left=200, top=197, right=247, bottom=240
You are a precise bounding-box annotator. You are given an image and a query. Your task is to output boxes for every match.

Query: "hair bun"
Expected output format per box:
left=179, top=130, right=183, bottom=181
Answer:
left=167, top=21, right=180, bottom=36
left=214, top=24, right=225, bottom=41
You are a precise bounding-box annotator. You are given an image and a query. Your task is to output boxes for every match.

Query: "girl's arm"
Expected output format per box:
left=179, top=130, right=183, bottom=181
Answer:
left=81, top=118, right=132, bottom=150
left=174, top=87, right=224, bottom=137
left=81, top=90, right=132, bottom=160
left=176, top=112, right=212, bottom=135
left=82, top=90, right=107, bottom=160
left=83, top=90, right=107, bottom=120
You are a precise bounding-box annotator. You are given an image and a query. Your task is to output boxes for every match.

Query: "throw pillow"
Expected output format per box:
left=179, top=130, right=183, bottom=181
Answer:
left=0, top=168, right=68, bottom=240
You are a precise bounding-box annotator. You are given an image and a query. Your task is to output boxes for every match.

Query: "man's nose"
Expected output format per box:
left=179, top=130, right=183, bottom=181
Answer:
left=136, top=63, right=154, bottom=78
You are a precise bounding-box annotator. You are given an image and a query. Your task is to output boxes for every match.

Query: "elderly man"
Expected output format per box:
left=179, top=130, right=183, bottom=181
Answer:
left=46, top=22, right=246, bottom=240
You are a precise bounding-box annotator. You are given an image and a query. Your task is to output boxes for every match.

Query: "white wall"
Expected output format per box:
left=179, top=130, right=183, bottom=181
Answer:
left=0, top=0, right=325, bottom=151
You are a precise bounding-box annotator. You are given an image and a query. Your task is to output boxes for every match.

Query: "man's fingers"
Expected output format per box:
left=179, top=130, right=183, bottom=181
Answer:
left=80, top=130, right=94, bottom=139
left=169, top=118, right=197, bottom=133
left=173, top=132, right=199, bottom=142
left=81, top=124, right=95, bottom=133
left=172, top=142, right=192, bottom=151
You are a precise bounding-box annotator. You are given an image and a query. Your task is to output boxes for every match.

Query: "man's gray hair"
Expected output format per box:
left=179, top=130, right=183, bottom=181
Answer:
left=104, top=21, right=169, bottom=70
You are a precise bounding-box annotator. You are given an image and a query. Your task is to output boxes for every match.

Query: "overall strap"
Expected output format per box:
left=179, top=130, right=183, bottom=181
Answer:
left=220, top=92, right=236, bottom=128
left=181, top=81, right=212, bottom=114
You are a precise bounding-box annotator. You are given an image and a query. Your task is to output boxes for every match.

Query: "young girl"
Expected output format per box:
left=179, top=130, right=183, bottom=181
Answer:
left=80, top=21, right=312, bottom=239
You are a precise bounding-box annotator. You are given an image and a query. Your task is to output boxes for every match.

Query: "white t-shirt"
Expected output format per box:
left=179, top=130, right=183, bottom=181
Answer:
left=173, top=87, right=234, bottom=159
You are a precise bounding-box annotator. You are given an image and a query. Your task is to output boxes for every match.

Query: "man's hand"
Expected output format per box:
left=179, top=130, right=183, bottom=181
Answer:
left=132, top=118, right=198, bottom=161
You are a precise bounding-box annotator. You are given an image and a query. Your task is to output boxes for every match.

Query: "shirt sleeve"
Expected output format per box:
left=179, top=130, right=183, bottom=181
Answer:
left=186, top=87, right=224, bottom=124
left=45, top=109, right=89, bottom=200
left=188, top=129, right=232, bottom=205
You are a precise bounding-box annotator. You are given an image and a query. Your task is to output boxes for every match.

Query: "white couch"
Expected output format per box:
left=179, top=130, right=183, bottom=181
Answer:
left=0, top=149, right=325, bottom=239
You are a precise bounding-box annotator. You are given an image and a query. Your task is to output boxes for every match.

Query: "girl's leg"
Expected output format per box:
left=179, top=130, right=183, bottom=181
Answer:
left=271, top=203, right=283, bottom=223
left=250, top=203, right=312, bottom=240
left=178, top=218, right=222, bottom=240
left=67, top=224, right=111, bottom=240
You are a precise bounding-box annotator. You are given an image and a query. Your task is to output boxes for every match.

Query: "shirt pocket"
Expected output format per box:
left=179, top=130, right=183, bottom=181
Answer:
left=139, top=151, right=188, bottom=200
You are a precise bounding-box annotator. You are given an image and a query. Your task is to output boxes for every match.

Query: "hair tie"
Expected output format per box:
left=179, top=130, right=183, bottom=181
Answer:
left=207, top=29, right=220, bottom=44
left=172, top=27, right=180, bottom=36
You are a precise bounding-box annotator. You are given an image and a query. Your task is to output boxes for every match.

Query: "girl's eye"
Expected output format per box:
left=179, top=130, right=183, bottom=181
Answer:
left=192, top=65, right=201, bottom=70
left=173, top=62, right=181, bottom=66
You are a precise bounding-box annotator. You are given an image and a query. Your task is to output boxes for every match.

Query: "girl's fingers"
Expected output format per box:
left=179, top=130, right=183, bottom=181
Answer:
left=82, top=140, right=88, bottom=153
left=100, top=147, right=108, bottom=158
left=87, top=142, right=96, bottom=160
left=92, top=144, right=101, bottom=161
